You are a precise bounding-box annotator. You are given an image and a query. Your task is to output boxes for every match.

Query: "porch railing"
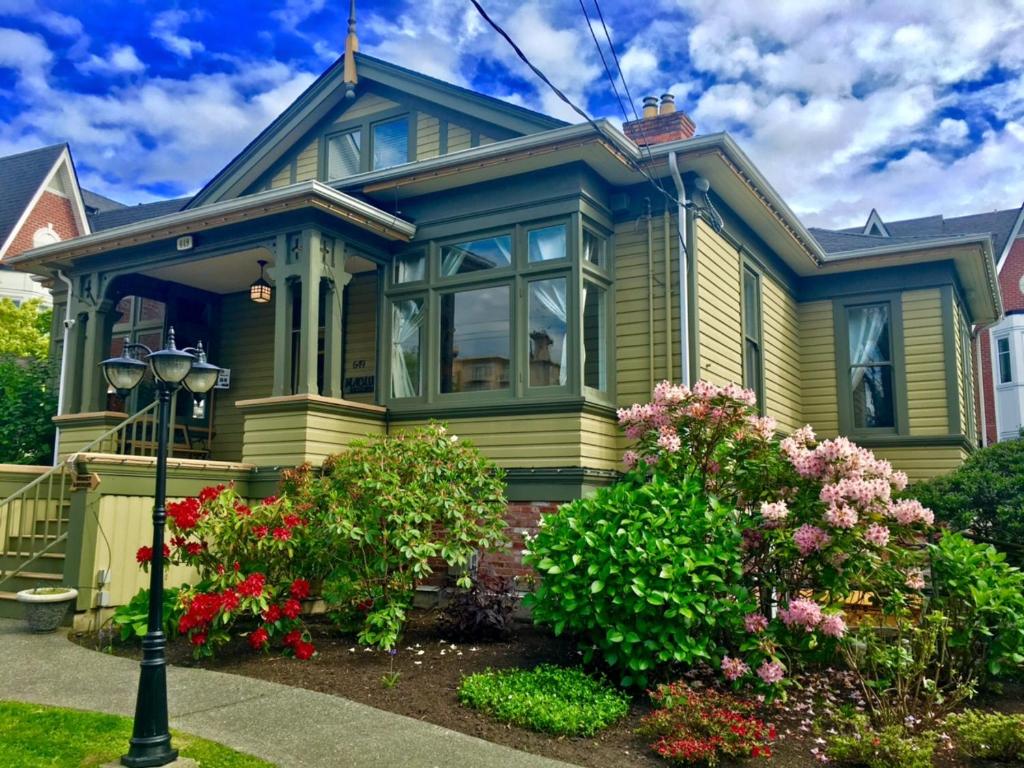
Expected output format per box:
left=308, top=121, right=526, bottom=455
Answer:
left=0, top=401, right=159, bottom=591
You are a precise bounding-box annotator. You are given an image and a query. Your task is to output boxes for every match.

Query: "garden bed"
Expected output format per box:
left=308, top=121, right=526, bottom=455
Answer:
left=74, top=610, right=1024, bottom=768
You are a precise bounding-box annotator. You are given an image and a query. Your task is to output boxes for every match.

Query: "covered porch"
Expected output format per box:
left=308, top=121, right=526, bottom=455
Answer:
left=19, top=182, right=412, bottom=467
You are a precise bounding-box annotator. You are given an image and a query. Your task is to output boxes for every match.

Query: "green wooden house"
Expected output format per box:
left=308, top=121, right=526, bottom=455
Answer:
left=0, top=24, right=1002, bottom=623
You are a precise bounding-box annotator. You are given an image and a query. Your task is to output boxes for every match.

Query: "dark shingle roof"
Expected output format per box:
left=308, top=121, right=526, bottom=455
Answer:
left=0, top=143, right=66, bottom=249
left=88, top=196, right=192, bottom=232
left=80, top=188, right=125, bottom=215
left=822, top=208, right=1021, bottom=257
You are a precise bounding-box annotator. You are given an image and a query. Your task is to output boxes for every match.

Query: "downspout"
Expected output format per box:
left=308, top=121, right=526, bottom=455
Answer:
left=53, top=269, right=75, bottom=465
left=668, top=151, right=690, bottom=386
left=976, top=330, right=988, bottom=447
left=663, top=208, right=673, bottom=381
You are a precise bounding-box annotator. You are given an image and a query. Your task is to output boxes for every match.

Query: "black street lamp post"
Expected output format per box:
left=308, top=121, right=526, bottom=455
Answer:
left=100, top=327, right=220, bottom=767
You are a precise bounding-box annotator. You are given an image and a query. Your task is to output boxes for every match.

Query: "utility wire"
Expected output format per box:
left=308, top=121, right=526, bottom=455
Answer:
left=578, top=0, right=630, bottom=125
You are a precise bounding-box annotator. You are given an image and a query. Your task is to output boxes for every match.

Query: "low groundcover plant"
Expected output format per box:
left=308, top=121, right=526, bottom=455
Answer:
left=457, top=665, right=629, bottom=737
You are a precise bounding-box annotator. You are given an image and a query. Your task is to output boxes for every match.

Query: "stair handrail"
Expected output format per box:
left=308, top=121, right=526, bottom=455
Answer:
left=0, top=401, right=160, bottom=590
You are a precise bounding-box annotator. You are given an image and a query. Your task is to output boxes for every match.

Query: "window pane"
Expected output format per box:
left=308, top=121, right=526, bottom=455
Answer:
left=528, top=224, right=566, bottom=263
left=998, top=337, right=1012, bottom=384
left=583, top=282, right=607, bottom=390
left=113, top=296, right=133, bottom=328
left=583, top=229, right=603, bottom=267
left=394, top=252, right=425, bottom=284
left=391, top=298, right=423, bottom=398
left=529, top=278, right=567, bottom=387
left=440, top=235, right=512, bottom=276
left=139, top=298, right=165, bottom=324
left=743, top=269, right=760, bottom=340
left=327, top=130, right=361, bottom=179
left=372, top=117, right=408, bottom=170
left=847, top=304, right=891, bottom=364
left=440, top=285, right=510, bottom=393
left=852, top=365, right=895, bottom=428
left=744, top=338, right=761, bottom=395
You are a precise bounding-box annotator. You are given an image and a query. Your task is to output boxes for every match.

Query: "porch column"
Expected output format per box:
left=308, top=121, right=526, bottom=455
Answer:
left=296, top=229, right=323, bottom=396
left=271, top=233, right=297, bottom=397
left=322, top=239, right=351, bottom=399
left=60, top=304, right=86, bottom=414
left=79, top=300, right=115, bottom=413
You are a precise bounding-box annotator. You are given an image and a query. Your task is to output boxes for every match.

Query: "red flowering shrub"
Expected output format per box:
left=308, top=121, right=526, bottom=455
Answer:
left=638, top=681, right=775, bottom=766
left=140, top=484, right=317, bottom=660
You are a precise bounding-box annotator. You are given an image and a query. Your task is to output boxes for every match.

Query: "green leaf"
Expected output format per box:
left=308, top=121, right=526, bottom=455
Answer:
left=590, top=580, right=604, bottom=594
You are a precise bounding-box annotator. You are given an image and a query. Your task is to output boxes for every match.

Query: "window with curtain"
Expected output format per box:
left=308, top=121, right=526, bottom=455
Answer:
left=440, top=285, right=511, bottom=393
left=391, top=298, right=423, bottom=398
left=372, top=117, right=409, bottom=170
left=846, top=303, right=896, bottom=429
left=582, top=228, right=604, bottom=267
left=326, top=130, right=361, bottom=180
left=528, top=225, right=566, bottom=263
left=742, top=266, right=763, bottom=408
left=393, top=252, right=425, bottom=284
left=440, top=235, right=512, bottom=276
left=997, top=336, right=1012, bottom=384
left=529, top=277, right=567, bottom=387
left=583, top=282, right=607, bottom=391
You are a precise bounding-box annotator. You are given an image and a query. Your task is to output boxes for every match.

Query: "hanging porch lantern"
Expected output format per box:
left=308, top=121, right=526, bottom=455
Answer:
left=249, top=259, right=272, bottom=304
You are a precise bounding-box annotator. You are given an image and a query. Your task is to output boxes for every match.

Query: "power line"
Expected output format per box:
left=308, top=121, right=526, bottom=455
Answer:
left=577, top=0, right=630, bottom=125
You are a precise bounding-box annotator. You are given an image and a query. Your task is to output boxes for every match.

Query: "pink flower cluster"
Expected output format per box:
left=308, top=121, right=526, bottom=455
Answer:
left=759, top=501, right=789, bottom=527
left=721, top=656, right=751, bottom=681
left=744, top=613, right=769, bottom=633
left=793, top=524, right=831, bottom=555
left=779, top=598, right=847, bottom=638
left=885, top=499, right=935, bottom=526
left=824, top=504, right=858, bottom=529
left=864, top=523, right=890, bottom=547
left=757, top=661, right=785, bottom=684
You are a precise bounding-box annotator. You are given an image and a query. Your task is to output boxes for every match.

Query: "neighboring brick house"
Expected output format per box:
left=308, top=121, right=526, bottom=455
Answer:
left=821, top=206, right=1024, bottom=445
left=0, top=143, right=118, bottom=306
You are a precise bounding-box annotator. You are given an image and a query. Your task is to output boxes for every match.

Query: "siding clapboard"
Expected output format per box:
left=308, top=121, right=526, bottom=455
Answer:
left=343, top=271, right=378, bottom=404
left=903, top=288, right=949, bottom=435
left=416, top=114, right=441, bottom=159
left=695, top=219, right=743, bottom=386
left=333, top=93, right=400, bottom=124
left=761, top=275, right=802, bottom=432
left=295, top=138, right=318, bottom=182
left=447, top=124, right=471, bottom=152
left=799, top=300, right=839, bottom=437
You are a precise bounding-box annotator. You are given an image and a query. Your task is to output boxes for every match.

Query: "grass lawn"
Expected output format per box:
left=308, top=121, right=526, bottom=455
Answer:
left=0, top=700, right=275, bottom=768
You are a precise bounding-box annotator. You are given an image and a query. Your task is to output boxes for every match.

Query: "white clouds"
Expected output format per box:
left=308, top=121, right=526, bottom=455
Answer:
left=150, top=10, right=204, bottom=59
left=77, top=44, right=144, bottom=76
left=936, top=118, right=969, bottom=146
left=0, top=0, right=82, bottom=37
left=0, top=27, right=52, bottom=93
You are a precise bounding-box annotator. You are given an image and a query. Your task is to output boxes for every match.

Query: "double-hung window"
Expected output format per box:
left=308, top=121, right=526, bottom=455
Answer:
left=325, top=130, right=361, bottom=180
left=997, top=336, right=1013, bottom=384
left=323, top=113, right=412, bottom=180
left=837, top=296, right=904, bottom=433
left=741, top=265, right=764, bottom=409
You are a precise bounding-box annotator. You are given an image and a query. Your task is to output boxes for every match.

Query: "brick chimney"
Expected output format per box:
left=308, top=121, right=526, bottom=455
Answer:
left=623, top=93, right=696, bottom=146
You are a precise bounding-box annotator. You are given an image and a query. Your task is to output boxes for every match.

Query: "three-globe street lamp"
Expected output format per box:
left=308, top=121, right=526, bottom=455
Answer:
left=100, top=327, right=220, bottom=767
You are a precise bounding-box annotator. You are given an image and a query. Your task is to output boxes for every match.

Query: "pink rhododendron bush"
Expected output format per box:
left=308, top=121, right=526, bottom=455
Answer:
left=528, top=380, right=945, bottom=701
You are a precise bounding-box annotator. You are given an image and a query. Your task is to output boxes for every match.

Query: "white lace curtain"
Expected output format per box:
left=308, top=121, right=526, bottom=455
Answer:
left=532, top=279, right=568, bottom=386
left=391, top=299, right=423, bottom=398
left=848, top=305, right=888, bottom=392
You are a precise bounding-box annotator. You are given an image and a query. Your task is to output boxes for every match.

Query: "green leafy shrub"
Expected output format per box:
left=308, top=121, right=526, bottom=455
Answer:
left=439, top=574, right=518, bottom=641
left=946, top=709, right=1024, bottom=762
left=928, top=532, right=1024, bottom=682
left=912, top=438, right=1024, bottom=563
left=0, top=355, right=56, bottom=464
left=111, top=587, right=183, bottom=641
left=637, top=681, right=774, bottom=766
left=524, top=474, right=755, bottom=688
left=458, top=665, right=629, bottom=736
left=283, top=424, right=508, bottom=651
left=826, top=714, right=937, bottom=768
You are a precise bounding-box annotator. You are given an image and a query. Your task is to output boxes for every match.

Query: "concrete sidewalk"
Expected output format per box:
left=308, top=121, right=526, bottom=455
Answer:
left=0, top=618, right=576, bottom=768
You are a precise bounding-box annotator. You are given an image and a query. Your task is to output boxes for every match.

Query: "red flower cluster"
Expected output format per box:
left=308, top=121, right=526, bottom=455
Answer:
left=135, top=543, right=170, bottom=564
left=167, top=497, right=203, bottom=531
left=281, top=630, right=315, bottom=659
left=282, top=514, right=304, bottom=528
left=178, top=592, right=223, bottom=634
left=238, top=572, right=266, bottom=598
left=248, top=626, right=269, bottom=650
left=290, top=579, right=311, bottom=600
left=263, top=604, right=282, bottom=623
left=282, top=598, right=302, bottom=620
left=234, top=501, right=252, bottom=517
left=272, top=527, right=291, bottom=542
left=199, top=484, right=226, bottom=503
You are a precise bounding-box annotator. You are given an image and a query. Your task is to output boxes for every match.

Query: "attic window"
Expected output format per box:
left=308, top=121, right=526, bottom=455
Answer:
left=372, top=116, right=409, bottom=170
left=327, top=129, right=361, bottom=180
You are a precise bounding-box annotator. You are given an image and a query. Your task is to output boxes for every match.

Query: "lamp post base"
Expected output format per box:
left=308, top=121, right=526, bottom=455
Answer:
left=106, top=759, right=193, bottom=768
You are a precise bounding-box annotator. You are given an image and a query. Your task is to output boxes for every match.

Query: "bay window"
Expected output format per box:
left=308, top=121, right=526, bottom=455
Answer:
left=385, top=215, right=612, bottom=406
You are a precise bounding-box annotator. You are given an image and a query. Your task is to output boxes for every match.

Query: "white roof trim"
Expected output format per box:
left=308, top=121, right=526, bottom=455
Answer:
left=9, top=180, right=415, bottom=267
left=862, top=209, right=890, bottom=237
left=995, top=202, right=1024, bottom=273
left=0, top=147, right=90, bottom=259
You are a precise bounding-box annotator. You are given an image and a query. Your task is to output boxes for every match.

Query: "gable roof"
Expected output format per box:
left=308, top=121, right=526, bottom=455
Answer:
left=88, top=197, right=192, bottom=232
left=187, top=51, right=567, bottom=209
left=80, top=188, right=125, bottom=215
left=832, top=207, right=1021, bottom=260
left=0, top=143, right=67, bottom=251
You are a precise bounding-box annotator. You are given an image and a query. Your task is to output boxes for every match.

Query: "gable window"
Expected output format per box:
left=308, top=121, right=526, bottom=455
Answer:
left=846, top=302, right=896, bottom=429
left=997, top=336, right=1013, bottom=384
left=741, top=266, right=764, bottom=408
left=372, top=116, right=409, bottom=170
left=440, top=285, right=511, bottom=393
left=326, top=129, right=361, bottom=180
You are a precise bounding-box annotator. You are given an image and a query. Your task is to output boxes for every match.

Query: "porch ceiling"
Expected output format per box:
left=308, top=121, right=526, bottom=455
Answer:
left=144, top=247, right=377, bottom=294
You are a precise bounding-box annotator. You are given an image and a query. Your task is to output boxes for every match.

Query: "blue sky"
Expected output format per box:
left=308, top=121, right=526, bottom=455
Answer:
left=0, top=0, right=1022, bottom=227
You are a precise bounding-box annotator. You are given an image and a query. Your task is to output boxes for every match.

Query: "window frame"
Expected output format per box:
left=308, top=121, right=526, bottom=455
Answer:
left=319, top=107, right=416, bottom=180
left=381, top=213, right=614, bottom=409
left=833, top=293, right=909, bottom=436
left=996, top=334, right=1013, bottom=386
left=740, top=262, right=765, bottom=413
left=369, top=114, right=412, bottom=172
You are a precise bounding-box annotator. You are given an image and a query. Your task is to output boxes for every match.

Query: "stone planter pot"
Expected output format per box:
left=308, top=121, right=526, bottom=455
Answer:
left=16, top=587, right=78, bottom=633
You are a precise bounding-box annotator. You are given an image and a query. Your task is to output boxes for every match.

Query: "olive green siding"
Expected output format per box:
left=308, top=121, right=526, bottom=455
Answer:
left=295, top=137, right=318, bottom=182
left=239, top=401, right=386, bottom=466
left=695, top=219, right=743, bottom=386
left=210, top=293, right=275, bottom=463
left=758, top=265, right=802, bottom=432
left=416, top=114, right=441, bottom=159
left=343, top=271, right=378, bottom=405
left=612, top=213, right=681, bottom=407
left=447, top=124, right=471, bottom=153
left=798, top=300, right=839, bottom=437
left=872, top=445, right=969, bottom=482
left=398, top=412, right=620, bottom=471
left=903, top=288, right=949, bottom=436
left=951, top=295, right=969, bottom=435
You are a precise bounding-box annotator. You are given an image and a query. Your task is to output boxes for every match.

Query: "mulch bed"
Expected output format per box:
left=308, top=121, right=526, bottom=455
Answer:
left=73, top=611, right=1023, bottom=768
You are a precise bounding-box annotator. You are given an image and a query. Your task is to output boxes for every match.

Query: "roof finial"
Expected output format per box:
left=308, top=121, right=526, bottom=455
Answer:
left=343, top=0, right=359, bottom=99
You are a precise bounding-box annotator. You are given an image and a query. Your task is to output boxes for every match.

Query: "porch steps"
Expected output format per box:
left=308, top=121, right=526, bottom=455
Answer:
left=0, top=520, right=71, bottom=620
